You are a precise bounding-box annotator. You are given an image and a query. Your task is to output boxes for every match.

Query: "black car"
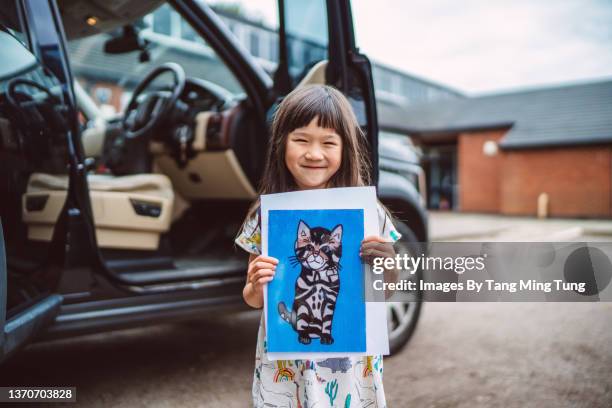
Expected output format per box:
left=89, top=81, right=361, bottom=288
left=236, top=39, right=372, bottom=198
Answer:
left=0, top=0, right=426, bottom=363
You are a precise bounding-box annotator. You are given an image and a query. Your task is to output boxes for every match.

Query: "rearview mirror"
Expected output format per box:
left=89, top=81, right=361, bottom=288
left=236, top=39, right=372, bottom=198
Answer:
left=104, top=25, right=148, bottom=54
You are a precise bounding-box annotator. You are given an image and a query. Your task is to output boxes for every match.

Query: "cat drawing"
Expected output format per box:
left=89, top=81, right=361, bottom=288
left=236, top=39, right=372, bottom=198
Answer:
left=278, top=220, right=343, bottom=345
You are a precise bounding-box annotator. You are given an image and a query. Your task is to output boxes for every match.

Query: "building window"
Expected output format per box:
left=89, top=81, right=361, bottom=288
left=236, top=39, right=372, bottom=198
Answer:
left=269, top=35, right=278, bottom=62
left=249, top=31, right=260, bottom=57
left=375, top=70, right=392, bottom=92
left=152, top=6, right=171, bottom=35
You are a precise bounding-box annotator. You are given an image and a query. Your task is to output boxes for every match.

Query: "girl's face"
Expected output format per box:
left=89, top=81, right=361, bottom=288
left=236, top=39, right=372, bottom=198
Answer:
left=285, top=116, right=343, bottom=190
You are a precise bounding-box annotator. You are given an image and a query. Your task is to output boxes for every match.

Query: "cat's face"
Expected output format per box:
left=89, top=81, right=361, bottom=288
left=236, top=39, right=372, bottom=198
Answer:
left=294, top=220, right=342, bottom=271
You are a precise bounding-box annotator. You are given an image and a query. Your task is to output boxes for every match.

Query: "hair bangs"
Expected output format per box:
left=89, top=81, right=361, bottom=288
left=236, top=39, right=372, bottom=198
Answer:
left=283, top=86, right=347, bottom=139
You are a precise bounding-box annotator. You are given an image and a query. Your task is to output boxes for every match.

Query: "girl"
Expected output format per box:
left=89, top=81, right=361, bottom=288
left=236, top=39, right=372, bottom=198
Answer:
left=235, top=84, right=401, bottom=407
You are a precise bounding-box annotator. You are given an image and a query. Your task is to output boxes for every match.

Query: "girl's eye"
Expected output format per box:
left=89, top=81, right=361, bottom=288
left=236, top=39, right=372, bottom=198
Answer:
left=294, top=138, right=308, bottom=143
left=324, top=142, right=338, bottom=146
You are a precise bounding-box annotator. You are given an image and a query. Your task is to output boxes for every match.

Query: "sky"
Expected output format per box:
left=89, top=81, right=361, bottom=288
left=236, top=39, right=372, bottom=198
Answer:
left=222, top=0, right=612, bottom=95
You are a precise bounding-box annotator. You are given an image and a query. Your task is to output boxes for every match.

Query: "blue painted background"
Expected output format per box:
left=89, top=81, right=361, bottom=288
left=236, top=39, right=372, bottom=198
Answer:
left=267, top=209, right=366, bottom=353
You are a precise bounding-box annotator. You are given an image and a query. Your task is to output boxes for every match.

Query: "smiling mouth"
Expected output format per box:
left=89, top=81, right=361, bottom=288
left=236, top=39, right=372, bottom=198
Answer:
left=301, top=165, right=327, bottom=169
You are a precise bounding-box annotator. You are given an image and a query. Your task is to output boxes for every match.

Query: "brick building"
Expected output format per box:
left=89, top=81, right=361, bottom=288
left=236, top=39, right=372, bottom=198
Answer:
left=378, top=79, right=612, bottom=218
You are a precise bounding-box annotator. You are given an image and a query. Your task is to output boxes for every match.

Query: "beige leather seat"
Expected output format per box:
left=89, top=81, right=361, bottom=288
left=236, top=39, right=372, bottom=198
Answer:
left=22, top=173, right=174, bottom=250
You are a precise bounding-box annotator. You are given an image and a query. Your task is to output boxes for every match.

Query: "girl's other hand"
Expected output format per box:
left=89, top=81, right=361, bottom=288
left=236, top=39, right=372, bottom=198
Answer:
left=247, top=255, right=279, bottom=295
left=360, top=235, right=395, bottom=265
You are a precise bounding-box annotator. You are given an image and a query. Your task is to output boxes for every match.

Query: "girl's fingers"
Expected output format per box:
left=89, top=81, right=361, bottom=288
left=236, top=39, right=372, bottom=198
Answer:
left=255, top=255, right=279, bottom=264
left=361, top=242, right=395, bottom=257
left=253, top=269, right=275, bottom=279
left=362, top=235, right=388, bottom=243
left=361, top=241, right=393, bottom=250
left=253, top=276, right=274, bottom=291
left=250, top=269, right=275, bottom=284
left=360, top=249, right=389, bottom=260
left=254, top=261, right=277, bottom=270
left=248, top=261, right=277, bottom=277
left=360, top=240, right=396, bottom=264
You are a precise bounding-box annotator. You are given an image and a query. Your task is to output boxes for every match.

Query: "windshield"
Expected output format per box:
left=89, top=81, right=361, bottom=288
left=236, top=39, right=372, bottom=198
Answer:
left=66, top=3, right=245, bottom=115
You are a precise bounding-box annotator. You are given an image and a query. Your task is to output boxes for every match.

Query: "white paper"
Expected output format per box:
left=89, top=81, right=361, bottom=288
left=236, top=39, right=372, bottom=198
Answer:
left=260, top=186, right=389, bottom=361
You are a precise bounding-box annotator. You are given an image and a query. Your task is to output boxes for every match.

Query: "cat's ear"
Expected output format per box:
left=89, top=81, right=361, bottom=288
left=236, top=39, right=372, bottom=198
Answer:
left=297, top=220, right=311, bottom=239
left=331, top=224, right=343, bottom=242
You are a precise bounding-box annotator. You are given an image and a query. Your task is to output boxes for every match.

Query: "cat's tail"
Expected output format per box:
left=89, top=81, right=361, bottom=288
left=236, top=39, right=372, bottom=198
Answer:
left=278, top=302, right=297, bottom=329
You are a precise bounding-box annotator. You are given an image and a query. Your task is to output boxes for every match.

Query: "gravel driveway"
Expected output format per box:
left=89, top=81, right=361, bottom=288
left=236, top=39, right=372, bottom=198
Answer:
left=2, top=302, right=611, bottom=407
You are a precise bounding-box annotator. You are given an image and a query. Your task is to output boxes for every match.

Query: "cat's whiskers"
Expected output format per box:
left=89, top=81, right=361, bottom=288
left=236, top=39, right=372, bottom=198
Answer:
left=289, top=255, right=302, bottom=267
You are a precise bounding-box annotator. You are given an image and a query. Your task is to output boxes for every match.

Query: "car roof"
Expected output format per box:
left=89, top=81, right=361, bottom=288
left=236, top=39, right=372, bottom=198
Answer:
left=58, top=0, right=164, bottom=39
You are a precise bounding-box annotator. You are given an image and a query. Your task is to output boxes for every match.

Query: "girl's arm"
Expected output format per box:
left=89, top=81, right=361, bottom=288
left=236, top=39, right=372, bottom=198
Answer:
left=243, top=254, right=278, bottom=309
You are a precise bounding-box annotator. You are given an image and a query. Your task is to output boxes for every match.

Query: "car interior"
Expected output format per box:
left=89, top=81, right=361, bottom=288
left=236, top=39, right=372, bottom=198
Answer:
left=0, top=0, right=333, bottom=304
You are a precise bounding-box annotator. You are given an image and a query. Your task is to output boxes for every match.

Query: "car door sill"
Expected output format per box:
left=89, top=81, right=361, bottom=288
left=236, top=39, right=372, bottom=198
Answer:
left=118, top=259, right=245, bottom=285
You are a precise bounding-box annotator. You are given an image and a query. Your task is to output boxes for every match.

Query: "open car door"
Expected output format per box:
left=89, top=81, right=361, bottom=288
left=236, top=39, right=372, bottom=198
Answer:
left=0, top=0, right=76, bottom=362
left=275, top=0, right=380, bottom=184
left=0, top=218, right=63, bottom=362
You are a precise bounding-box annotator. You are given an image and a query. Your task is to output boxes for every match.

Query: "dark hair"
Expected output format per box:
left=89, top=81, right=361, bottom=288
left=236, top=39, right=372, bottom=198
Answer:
left=237, top=85, right=395, bottom=238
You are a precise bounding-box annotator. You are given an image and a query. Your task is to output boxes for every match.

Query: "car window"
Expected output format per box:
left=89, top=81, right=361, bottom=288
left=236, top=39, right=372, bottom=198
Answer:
left=65, top=3, right=245, bottom=116
left=210, top=0, right=329, bottom=87
left=209, top=0, right=278, bottom=75
left=283, top=0, right=329, bottom=82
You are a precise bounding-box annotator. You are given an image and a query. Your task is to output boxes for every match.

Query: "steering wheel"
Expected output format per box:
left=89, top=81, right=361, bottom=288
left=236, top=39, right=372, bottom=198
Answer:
left=122, top=62, right=186, bottom=139
left=6, top=77, right=62, bottom=107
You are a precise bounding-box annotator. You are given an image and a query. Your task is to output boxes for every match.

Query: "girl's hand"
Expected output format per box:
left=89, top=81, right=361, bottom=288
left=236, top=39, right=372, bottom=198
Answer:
left=361, top=236, right=399, bottom=300
left=247, top=255, right=279, bottom=296
left=360, top=235, right=395, bottom=265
